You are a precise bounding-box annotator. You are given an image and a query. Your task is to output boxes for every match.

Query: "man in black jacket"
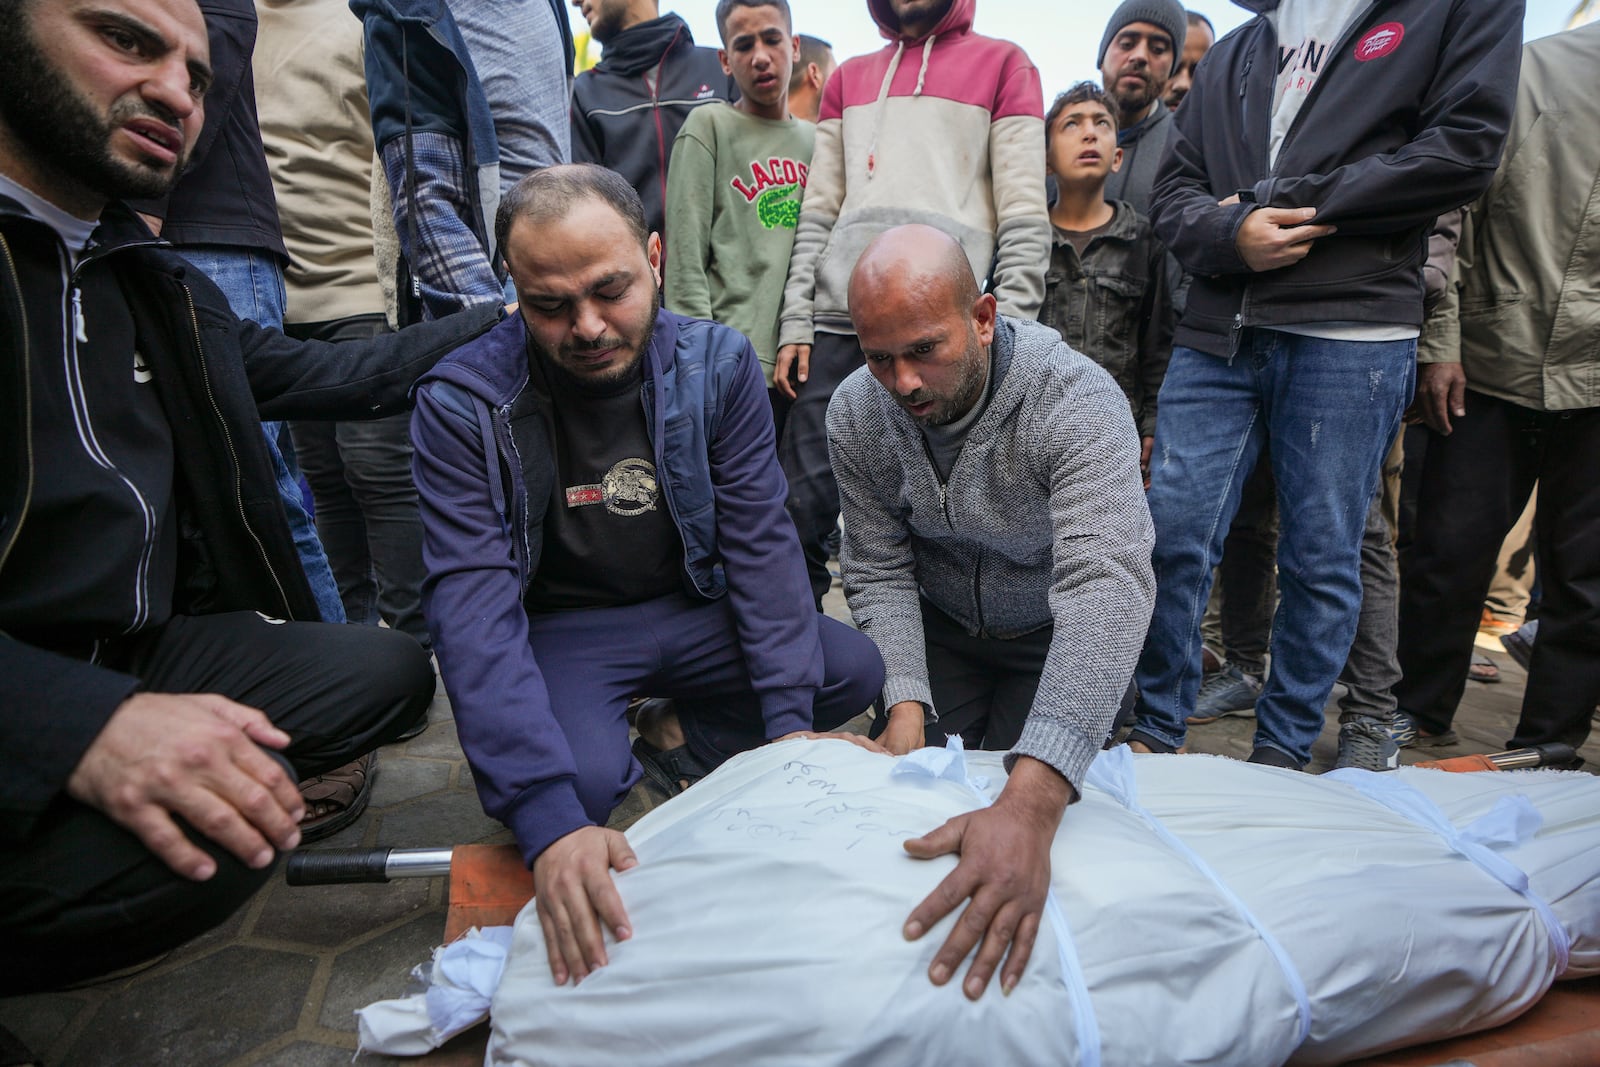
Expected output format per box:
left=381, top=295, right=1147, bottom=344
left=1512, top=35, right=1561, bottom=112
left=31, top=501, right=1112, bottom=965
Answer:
left=1125, top=0, right=1523, bottom=771
left=0, top=0, right=497, bottom=992
left=570, top=0, right=734, bottom=245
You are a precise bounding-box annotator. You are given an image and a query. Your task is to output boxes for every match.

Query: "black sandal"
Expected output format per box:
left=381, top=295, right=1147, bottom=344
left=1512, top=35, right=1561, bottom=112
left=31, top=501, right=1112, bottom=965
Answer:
left=632, top=737, right=711, bottom=797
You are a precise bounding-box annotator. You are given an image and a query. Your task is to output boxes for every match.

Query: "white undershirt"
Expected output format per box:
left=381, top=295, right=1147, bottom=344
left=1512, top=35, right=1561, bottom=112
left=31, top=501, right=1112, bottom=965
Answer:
left=1267, top=0, right=1368, bottom=169
left=0, top=173, right=98, bottom=267
left=1263, top=1, right=1419, bottom=344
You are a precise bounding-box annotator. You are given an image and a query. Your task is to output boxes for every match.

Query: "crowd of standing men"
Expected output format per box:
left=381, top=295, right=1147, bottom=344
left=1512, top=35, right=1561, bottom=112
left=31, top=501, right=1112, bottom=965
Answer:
left=2, top=0, right=1597, bottom=1029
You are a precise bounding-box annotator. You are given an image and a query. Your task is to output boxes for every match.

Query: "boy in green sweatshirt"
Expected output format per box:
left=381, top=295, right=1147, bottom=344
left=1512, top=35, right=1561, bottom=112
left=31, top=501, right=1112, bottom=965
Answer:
left=664, top=0, right=814, bottom=425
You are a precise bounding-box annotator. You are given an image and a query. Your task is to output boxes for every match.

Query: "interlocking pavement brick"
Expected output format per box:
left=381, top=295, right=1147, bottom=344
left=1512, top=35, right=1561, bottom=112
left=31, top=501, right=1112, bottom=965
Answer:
left=319, top=913, right=445, bottom=1032
left=58, top=946, right=315, bottom=1065
left=254, top=872, right=436, bottom=948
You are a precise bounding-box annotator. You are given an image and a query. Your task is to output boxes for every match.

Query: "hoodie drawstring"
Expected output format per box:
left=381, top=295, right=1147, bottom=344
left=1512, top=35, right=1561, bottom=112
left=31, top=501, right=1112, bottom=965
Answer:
left=913, top=35, right=936, bottom=95
left=865, top=35, right=935, bottom=180
left=865, top=41, right=904, bottom=179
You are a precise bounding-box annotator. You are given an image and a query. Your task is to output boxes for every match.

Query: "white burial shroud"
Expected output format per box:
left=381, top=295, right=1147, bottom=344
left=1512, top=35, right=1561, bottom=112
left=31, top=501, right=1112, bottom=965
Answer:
left=476, top=739, right=1600, bottom=1066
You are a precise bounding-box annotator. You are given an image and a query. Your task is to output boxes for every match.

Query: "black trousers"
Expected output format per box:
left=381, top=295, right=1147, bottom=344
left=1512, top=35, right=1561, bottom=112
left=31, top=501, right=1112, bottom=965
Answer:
left=0, top=612, right=432, bottom=993
left=777, top=331, right=865, bottom=607
left=1396, top=391, right=1600, bottom=749
left=287, top=314, right=431, bottom=649
left=920, top=601, right=1053, bottom=752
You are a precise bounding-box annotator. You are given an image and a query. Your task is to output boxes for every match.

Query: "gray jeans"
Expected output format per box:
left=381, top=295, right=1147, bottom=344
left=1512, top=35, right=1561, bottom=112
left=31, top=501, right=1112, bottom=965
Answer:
left=1337, top=487, right=1402, bottom=722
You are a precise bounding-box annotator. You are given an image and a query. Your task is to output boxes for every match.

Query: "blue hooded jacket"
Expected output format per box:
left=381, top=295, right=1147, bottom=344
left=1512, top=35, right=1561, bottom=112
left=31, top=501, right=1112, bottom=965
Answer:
left=411, top=309, right=822, bottom=862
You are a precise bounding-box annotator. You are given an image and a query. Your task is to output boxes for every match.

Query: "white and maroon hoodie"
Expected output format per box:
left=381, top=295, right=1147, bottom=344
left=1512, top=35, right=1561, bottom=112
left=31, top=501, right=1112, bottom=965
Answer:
left=778, top=0, right=1049, bottom=346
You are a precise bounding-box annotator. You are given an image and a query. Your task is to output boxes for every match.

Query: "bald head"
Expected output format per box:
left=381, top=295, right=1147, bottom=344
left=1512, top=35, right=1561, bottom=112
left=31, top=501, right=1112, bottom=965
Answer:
left=848, top=224, right=980, bottom=325
left=848, top=225, right=996, bottom=427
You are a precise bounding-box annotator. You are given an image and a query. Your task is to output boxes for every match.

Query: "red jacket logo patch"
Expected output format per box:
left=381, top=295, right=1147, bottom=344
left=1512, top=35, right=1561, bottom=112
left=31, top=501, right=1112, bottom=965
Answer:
left=1355, top=23, right=1404, bottom=62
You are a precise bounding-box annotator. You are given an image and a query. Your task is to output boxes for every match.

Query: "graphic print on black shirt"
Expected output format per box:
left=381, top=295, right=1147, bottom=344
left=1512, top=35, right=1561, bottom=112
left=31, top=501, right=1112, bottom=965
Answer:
left=523, top=353, right=684, bottom=612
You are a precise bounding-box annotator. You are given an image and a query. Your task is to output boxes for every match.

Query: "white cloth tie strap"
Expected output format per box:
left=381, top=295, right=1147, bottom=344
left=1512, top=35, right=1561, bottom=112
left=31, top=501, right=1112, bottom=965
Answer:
left=894, top=738, right=1103, bottom=1067
left=1325, top=769, right=1571, bottom=976
left=1087, top=747, right=1314, bottom=1048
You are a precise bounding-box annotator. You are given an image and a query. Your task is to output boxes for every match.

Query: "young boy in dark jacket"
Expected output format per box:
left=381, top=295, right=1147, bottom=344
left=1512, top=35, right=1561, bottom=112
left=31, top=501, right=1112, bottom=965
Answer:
left=1039, top=82, right=1172, bottom=487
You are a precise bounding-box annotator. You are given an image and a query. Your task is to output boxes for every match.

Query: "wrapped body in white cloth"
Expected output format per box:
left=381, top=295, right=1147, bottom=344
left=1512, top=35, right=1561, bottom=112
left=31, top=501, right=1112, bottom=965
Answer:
left=367, top=739, right=1600, bottom=1065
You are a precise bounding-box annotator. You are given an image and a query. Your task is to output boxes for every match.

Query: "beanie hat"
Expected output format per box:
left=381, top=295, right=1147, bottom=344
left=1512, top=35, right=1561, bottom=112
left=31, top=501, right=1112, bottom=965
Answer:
left=1097, top=0, right=1189, bottom=69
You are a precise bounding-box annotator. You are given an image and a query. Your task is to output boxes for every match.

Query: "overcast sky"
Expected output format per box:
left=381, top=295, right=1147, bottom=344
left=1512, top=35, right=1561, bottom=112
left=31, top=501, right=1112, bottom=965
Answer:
left=568, top=0, right=1584, bottom=96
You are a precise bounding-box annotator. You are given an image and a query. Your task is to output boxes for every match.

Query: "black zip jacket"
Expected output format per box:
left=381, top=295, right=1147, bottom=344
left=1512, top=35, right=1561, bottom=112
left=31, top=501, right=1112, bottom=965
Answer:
left=1151, top=0, right=1523, bottom=357
left=570, top=13, right=735, bottom=242
left=0, top=197, right=498, bottom=840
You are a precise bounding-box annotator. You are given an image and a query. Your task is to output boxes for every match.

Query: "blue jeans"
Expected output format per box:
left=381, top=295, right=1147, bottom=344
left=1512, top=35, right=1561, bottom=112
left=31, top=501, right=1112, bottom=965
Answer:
left=177, top=247, right=345, bottom=623
left=1131, top=330, right=1415, bottom=764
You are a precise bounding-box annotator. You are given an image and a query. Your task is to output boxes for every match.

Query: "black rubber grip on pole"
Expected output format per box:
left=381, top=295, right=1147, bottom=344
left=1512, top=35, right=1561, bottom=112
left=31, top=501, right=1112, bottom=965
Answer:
left=285, top=848, right=394, bottom=886
left=1536, top=743, right=1580, bottom=766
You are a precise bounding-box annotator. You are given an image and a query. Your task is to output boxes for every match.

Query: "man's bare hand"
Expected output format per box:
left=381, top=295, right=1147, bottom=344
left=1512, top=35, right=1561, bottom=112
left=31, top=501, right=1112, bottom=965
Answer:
left=1139, top=435, right=1154, bottom=490
left=774, top=729, right=889, bottom=755
left=65, top=692, right=304, bottom=881
left=1235, top=206, right=1336, bottom=272
left=880, top=701, right=926, bottom=755
left=902, top=757, right=1073, bottom=999
left=1409, top=361, right=1468, bottom=435
left=774, top=343, right=811, bottom=400
left=533, top=826, right=638, bottom=985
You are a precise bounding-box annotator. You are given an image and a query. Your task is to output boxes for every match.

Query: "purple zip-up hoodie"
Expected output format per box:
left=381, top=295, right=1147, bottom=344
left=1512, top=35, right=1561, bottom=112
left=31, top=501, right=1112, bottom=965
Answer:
left=411, top=308, right=821, bottom=863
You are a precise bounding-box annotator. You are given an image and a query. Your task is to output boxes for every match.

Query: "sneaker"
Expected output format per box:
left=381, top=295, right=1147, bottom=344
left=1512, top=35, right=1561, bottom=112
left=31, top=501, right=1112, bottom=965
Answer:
left=1334, top=719, right=1400, bottom=771
left=1383, top=709, right=1458, bottom=749
left=1186, top=665, right=1262, bottom=724
left=1500, top=620, right=1537, bottom=671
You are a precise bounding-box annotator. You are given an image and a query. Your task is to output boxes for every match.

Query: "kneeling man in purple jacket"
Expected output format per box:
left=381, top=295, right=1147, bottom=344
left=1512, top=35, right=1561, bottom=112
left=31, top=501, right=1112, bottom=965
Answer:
left=411, top=164, right=885, bottom=985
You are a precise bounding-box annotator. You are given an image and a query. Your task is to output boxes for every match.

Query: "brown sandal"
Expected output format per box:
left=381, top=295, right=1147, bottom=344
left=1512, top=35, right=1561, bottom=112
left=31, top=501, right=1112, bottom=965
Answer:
left=298, top=751, right=376, bottom=842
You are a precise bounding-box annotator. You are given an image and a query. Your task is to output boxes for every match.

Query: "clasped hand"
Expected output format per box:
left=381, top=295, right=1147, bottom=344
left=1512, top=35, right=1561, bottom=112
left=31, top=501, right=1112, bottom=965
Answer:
left=67, top=692, right=304, bottom=881
left=1222, top=194, right=1337, bottom=272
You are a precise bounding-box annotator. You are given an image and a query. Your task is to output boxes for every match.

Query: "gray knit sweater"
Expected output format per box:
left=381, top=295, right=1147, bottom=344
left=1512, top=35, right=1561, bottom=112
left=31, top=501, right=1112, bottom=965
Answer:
left=826, top=316, right=1155, bottom=792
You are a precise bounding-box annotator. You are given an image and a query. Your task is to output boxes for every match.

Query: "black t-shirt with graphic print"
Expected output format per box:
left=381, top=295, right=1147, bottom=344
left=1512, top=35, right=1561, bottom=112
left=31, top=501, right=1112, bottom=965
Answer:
left=523, top=357, right=684, bottom=613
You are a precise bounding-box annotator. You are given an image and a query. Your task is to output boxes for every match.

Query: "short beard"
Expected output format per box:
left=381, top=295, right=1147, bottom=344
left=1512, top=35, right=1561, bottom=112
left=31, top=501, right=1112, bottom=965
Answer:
left=912, top=333, right=989, bottom=427
left=530, top=287, right=659, bottom=395
left=928, top=342, right=985, bottom=425
left=587, top=0, right=630, bottom=45
left=1107, top=72, right=1160, bottom=122
left=0, top=7, right=187, bottom=203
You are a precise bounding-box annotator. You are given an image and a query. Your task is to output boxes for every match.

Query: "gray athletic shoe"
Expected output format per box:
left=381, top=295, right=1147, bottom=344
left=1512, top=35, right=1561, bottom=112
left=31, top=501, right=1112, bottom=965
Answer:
left=1334, top=719, right=1400, bottom=772
left=1186, top=665, right=1262, bottom=724
left=1383, top=709, right=1458, bottom=749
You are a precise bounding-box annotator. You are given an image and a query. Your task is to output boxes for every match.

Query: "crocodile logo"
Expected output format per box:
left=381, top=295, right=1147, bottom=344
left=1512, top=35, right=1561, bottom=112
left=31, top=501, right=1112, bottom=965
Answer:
left=757, top=183, right=802, bottom=230
left=730, top=157, right=810, bottom=226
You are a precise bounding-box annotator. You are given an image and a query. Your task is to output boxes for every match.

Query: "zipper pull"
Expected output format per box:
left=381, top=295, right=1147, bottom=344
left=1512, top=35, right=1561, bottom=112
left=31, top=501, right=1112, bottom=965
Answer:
left=72, top=287, right=88, bottom=342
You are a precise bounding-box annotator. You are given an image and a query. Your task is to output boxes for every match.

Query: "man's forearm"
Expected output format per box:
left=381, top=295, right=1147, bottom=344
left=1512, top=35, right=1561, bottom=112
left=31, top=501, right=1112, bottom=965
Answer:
left=996, top=755, right=1077, bottom=823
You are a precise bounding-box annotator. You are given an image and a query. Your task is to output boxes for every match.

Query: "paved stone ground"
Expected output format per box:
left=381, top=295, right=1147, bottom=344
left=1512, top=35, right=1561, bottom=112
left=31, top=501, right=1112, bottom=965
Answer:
left=2, top=587, right=1593, bottom=1065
